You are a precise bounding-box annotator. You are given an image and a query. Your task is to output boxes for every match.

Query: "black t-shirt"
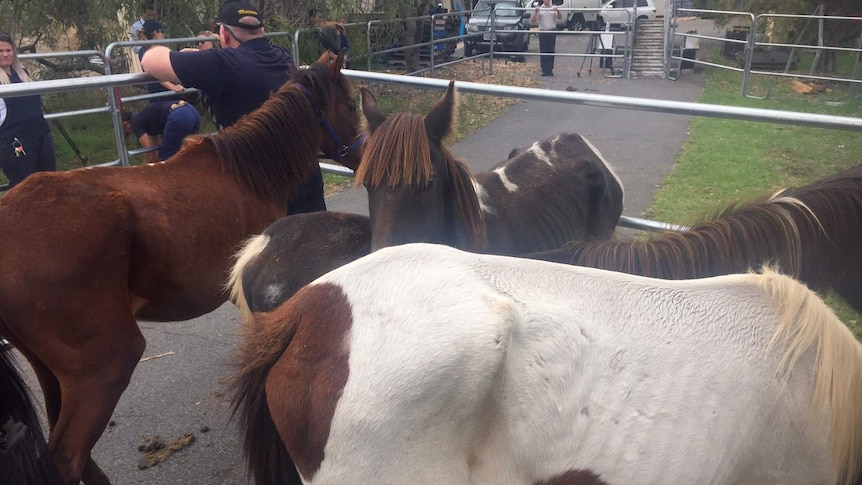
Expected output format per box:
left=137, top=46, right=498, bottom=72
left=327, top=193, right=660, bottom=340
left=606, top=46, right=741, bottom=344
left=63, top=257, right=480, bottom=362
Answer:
left=0, top=70, right=50, bottom=144
left=168, top=38, right=295, bottom=128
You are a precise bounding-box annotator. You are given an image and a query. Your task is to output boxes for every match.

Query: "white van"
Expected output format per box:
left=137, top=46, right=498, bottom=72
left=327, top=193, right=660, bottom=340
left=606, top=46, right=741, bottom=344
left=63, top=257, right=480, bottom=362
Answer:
left=525, top=0, right=602, bottom=31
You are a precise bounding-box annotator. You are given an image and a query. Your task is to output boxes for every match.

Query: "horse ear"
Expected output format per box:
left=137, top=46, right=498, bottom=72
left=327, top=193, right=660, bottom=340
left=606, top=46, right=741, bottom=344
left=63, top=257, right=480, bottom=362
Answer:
left=314, top=50, right=334, bottom=65
left=332, top=49, right=346, bottom=72
left=424, top=80, right=457, bottom=143
left=361, top=87, right=387, bottom=134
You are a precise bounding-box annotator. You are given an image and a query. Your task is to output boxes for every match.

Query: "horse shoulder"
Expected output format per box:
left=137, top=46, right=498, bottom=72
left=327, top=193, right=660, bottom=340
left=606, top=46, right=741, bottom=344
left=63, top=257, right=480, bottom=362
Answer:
left=304, top=244, right=521, bottom=481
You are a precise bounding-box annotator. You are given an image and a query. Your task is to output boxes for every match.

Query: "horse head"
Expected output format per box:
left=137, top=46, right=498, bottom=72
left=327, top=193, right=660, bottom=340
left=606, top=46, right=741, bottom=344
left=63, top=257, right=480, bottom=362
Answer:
left=205, top=50, right=362, bottom=204
left=356, top=81, right=486, bottom=252
left=301, top=50, right=364, bottom=171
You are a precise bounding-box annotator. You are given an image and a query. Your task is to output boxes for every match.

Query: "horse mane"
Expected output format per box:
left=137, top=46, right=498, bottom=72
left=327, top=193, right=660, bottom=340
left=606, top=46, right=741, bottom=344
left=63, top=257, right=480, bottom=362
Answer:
left=355, top=113, right=433, bottom=189
left=755, top=266, right=862, bottom=485
left=196, top=63, right=336, bottom=202
left=448, top=157, right=487, bottom=250
left=545, top=165, right=862, bottom=295
left=355, top=112, right=487, bottom=249
left=553, top=194, right=814, bottom=278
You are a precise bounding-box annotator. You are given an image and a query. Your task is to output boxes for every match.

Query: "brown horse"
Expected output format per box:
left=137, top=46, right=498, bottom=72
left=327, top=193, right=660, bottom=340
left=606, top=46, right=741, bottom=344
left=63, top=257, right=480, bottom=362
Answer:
left=356, top=81, right=624, bottom=254
left=0, top=51, right=361, bottom=484
left=530, top=164, right=862, bottom=313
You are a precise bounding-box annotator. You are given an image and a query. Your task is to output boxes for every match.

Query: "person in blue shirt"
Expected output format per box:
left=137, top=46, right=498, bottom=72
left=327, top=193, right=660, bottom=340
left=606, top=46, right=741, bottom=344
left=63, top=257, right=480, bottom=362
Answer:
left=141, top=0, right=325, bottom=214
left=122, top=100, right=201, bottom=163
left=0, top=33, right=56, bottom=189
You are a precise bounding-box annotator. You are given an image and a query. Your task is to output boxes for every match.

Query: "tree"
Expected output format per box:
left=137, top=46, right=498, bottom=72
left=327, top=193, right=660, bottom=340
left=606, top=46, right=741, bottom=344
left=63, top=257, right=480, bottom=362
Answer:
left=0, top=0, right=217, bottom=75
left=0, top=0, right=434, bottom=74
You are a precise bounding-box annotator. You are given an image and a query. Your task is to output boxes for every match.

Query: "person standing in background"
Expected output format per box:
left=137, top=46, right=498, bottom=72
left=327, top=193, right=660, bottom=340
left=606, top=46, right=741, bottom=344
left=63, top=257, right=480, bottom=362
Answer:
left=0, top=33, right=56, bottom=189
left=531, top=0, right=561, bottom=76
left=131, top=2, right=157, bottom=55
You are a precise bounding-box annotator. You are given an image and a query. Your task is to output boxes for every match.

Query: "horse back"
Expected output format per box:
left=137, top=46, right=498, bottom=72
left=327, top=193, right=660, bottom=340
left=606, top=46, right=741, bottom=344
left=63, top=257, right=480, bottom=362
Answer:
left=0, top=158, right=282, bottom=322
left=235, top=212, right=371, bottom=317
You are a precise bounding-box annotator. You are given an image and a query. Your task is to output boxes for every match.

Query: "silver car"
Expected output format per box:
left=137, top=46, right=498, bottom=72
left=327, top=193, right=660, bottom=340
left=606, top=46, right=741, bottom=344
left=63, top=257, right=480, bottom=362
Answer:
left=464, top=0, right=531, bottom=57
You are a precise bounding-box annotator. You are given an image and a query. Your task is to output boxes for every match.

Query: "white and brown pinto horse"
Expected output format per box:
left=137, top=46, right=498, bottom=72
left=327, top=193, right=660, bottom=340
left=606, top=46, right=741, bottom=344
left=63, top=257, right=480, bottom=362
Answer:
left=233, top=243, right=862, bottom=485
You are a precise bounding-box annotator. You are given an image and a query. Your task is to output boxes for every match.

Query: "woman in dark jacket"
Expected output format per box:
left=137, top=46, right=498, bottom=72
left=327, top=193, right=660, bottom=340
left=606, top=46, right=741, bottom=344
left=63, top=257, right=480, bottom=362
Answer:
left=0, top=32, right=56, bottom=189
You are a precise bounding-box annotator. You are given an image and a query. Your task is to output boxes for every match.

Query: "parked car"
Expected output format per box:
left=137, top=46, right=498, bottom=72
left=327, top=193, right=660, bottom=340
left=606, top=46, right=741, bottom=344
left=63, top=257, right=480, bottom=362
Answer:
left=597, top=0, right=656, bottom=29
left=464, top=0, right=531, bottom=57
left=525, top=0, right=602, bottom=31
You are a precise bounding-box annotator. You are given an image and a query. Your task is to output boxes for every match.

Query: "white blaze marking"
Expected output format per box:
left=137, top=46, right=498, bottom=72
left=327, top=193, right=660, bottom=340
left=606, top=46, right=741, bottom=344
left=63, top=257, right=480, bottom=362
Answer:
left=472, top=179, right=493, bottom=214
left=493, top=166, right=519, bottom=193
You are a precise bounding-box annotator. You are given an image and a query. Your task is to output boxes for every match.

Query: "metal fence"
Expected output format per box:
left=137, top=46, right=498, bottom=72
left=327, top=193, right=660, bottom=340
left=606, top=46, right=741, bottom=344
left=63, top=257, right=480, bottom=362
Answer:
left=667, top=8, right=862, bottom=98
left=0, top=25, right=861, bottom=349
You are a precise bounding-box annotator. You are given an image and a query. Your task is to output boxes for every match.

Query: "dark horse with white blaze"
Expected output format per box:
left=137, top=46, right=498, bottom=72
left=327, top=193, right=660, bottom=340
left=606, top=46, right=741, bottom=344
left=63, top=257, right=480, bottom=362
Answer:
left=356, top=81, right=625, bottom=254
left=0, top=51, right=362, bottom=485
left=228, top=82, right=625, bottom=321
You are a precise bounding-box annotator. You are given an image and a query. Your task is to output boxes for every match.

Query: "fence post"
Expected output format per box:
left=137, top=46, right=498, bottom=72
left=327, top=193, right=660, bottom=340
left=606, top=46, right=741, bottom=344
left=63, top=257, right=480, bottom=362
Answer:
left=104, top=43, right=132, bottom=167
left=740, top=15, right=757, bottom=97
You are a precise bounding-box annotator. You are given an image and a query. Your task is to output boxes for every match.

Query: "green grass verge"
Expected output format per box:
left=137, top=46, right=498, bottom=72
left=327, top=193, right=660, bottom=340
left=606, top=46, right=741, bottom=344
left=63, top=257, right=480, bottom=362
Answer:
left=646, top=62, right=861, bottom=338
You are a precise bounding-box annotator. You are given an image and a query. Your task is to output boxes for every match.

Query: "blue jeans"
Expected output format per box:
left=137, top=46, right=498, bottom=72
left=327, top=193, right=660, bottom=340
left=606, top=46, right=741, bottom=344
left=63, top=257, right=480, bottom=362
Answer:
left=159, top=104, right=201, bottom=161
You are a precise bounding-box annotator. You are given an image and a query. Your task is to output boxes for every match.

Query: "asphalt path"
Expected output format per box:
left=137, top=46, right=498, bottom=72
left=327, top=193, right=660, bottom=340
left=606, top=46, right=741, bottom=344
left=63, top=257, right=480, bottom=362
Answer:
left=14, top=18, right=720, bottom=484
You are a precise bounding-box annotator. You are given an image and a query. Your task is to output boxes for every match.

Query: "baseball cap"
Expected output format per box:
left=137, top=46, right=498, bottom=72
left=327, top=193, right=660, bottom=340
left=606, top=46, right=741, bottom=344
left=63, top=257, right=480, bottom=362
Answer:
left=142, top=19, right=164, bottom=35
left=217, top=1, right=263, bottom=30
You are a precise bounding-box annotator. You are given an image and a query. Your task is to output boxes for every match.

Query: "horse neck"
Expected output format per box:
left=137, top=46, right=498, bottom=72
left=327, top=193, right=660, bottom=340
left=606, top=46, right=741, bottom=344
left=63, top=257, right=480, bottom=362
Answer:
left=207, top=85, right=323, bottom=206
left=445, top=157, right=487, bottom=251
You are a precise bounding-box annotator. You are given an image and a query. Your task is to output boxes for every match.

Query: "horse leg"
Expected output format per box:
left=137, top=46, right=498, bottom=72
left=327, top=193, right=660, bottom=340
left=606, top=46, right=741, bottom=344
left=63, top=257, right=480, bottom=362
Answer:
left=10, top=346, right=63, bottom=431
left=47, top=320, right=146, bottom=485
left=81, top=457, right=111, bottom=485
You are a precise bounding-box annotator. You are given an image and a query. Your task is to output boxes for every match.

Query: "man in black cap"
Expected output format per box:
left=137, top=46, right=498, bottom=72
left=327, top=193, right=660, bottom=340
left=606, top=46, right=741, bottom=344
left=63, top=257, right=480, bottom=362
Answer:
left=141, top=1, right=326, bottom=214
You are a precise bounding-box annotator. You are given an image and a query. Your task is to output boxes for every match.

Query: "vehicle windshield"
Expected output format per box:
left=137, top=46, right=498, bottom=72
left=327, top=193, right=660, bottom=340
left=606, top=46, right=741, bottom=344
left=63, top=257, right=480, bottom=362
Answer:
left=472, top=1, right=521, bottom=17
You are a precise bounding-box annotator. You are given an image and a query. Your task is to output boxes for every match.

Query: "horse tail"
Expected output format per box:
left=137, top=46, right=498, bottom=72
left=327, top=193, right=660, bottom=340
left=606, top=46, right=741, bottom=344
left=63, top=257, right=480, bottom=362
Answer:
left=230, top=294, right=304, bottom=485
left=227, top=233, right=271, bottom=325
left=0, top=347, right=62, bottom=485
left=757, top=267, right=862, bottom=485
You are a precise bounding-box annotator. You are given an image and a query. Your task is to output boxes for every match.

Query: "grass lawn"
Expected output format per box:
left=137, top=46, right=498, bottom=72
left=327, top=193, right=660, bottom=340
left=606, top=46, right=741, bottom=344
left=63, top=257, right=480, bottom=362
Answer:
left=646, top=59, right=861, bottom=338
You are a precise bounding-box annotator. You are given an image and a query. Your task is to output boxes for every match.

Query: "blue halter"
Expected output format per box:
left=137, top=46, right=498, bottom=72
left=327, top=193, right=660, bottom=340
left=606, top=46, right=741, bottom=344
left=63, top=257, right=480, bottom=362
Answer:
left=297, top=82, right=365, bottom=162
